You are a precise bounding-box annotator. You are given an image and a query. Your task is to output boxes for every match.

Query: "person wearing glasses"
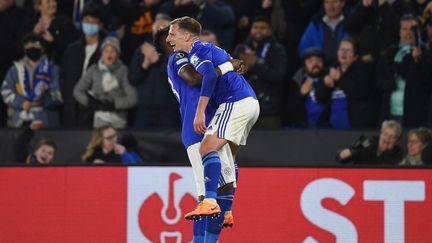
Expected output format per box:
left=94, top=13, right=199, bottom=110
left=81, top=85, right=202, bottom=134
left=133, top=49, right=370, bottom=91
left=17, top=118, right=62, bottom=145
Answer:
left=82, top=124, right=140, bottom=164
left=399, top=127, right=432, bottom=166
left=315, top=36, right=375, bottom=129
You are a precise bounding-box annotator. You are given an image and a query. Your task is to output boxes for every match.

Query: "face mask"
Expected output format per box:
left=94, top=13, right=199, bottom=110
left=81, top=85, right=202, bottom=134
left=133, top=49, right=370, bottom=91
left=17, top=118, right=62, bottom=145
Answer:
left=82, top=23, right=100, bottom=36
left=25, top=47, right=42, bottom=61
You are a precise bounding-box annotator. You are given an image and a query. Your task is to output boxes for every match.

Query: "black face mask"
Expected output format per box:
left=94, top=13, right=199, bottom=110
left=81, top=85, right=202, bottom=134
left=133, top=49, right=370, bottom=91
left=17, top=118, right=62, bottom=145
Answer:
left=25, top=48, right=42, bottom=61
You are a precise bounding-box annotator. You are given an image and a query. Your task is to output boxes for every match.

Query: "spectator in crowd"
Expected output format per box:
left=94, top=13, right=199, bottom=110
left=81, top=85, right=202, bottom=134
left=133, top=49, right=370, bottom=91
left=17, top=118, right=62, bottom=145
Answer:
left=260, top=0, right=286, bottom=41
left=315, top=37, right=375, bottom=129
left=344, top=0, right=400, bottom=63
left=233, top=16, right=287, bottom=128
left=23, top=0, right=80, bottom=64
left=375, top=14, right=432, bottom=128
left=287, top=47, right=328, bottom=128
left=82, top=124, right=140, bottom=164
left=162, top=0, right=236, bottom=51
left=280, top=0, right=323, bottom=76
left=60, top=5, right=106, bottom=128
left=1, top=33, right=63, bottom=128
left=336, top=120, right=403, bottom=165
left=81, top=0, right=125, bottom=38
left=73, top=36, right=138, bottom=128
left=128, top=13, right=180, bottom=129
left=159, top=0, right=200, bottom=20
left=14, top=120, right=57, bottom=164
left=111, top=0, right=163, bottom=64
left=298, top=0, right=349, bottom=66
left=228, top=0, right=267, bottom=45
left=399, top=127, right=431, bottom=166
left=0, top=0, right=33, bottom=127
left=193, top=0, right=236, bottom=51
left=200, top=29, right=220, bottom=46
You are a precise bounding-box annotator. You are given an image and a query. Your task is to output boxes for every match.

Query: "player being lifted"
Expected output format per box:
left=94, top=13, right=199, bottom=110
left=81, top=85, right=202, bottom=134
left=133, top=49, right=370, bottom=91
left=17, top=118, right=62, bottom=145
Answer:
left=167, top=16, right=259, bottom=224
left=154, top=26, right=243, bottom=242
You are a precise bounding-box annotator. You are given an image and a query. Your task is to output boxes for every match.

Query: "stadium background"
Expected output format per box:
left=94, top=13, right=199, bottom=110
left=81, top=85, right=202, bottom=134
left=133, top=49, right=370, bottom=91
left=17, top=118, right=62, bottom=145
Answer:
left=2, top=0, right=432, bottom=242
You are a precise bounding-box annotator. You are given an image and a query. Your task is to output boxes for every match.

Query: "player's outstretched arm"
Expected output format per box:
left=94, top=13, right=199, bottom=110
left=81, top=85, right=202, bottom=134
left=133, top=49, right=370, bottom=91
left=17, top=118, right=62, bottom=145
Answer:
left=179, top=59, right=244, bottom=86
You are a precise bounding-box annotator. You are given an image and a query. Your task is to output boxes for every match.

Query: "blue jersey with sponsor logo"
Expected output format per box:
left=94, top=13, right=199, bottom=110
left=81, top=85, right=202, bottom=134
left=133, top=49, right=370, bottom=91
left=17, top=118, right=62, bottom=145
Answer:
left=167, top=50, right=216, bottom=148
left=188, top=40, right=256, bottom=105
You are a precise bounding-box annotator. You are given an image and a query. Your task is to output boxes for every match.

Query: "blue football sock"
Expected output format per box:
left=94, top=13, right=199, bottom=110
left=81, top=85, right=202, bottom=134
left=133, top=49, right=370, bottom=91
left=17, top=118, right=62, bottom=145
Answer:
left=202, top=151, right=221, bottom=199
left=217, top=191, right=234, bottom=212
left=204, top=194, right=232, bottom=243
left=193, top=219, right=205, bottom=243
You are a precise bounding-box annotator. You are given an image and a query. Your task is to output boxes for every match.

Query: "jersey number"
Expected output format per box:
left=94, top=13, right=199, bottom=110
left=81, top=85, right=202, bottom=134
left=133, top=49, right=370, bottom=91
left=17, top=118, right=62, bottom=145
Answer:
left=214, top=113, right=222, bottom=125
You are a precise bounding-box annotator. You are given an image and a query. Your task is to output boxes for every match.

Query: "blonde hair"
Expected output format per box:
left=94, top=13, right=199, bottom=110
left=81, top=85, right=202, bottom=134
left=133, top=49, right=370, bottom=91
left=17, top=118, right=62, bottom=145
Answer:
left=169, top=16, right=202, bottom=36
left=82, top=125, right=114, bottom=162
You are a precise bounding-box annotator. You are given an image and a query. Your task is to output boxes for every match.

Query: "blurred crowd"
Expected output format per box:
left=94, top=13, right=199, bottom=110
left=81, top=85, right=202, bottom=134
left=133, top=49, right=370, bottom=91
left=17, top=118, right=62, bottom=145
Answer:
left=3, top=0, right=432, bottom=165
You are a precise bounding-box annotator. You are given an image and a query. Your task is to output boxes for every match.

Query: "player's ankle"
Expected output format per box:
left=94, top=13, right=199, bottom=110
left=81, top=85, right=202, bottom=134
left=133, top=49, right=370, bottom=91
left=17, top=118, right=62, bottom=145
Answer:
left=204, top=198, right=217, bottom=204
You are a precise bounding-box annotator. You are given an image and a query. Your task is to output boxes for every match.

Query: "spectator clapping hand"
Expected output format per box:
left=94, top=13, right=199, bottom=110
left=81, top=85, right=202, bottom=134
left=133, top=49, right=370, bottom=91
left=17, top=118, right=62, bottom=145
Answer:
left=30, top=120, right=44, bottom=130
left=300, top=78, right=314, bottom=95
left=329, top=67, right=341, bottom=81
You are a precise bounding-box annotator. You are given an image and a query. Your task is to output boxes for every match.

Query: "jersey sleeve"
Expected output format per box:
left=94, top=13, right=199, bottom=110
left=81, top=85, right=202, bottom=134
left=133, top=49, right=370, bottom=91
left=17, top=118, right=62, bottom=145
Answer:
left=172, top=51, right=190, bottom=76
left=190, top=46, right=218, bottom=97
left=190, top=47, right=213, bottom=72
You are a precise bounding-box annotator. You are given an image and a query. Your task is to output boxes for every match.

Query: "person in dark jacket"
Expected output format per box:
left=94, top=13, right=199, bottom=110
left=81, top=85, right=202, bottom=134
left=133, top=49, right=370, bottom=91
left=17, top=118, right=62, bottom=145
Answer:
left=14, top=120, right=57, bottom=164
left=128, top=14, right=180, bottom=129
left=60, top=5, right=106, bottom=128
left=315, top=37, right=375, bottom=129
left=0, top=0, right=33, bottom=127
left=375, top=14, right=432, bottom=128
left=336, top=120, right=403, bottom=165
left=287, top=47, right=328, bottom=128
left=23, top=0, right=80, bottom=65
left=344, top=0, right=400, bottom=63
left=82, top=124, right=138, bottom=164
left=233, top=16, right=287, bottom=128
left=298, top=0, right=349, bottom=65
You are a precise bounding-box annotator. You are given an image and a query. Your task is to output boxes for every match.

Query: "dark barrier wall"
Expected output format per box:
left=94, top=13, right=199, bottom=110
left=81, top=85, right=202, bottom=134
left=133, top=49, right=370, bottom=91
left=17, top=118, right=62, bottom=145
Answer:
left=0, top=129, right=397, bottom=165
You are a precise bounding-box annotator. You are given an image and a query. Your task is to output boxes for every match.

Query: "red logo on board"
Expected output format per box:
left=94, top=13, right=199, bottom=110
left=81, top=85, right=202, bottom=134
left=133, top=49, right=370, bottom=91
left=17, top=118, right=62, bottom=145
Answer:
left=138, top=173, right=196, bottom=243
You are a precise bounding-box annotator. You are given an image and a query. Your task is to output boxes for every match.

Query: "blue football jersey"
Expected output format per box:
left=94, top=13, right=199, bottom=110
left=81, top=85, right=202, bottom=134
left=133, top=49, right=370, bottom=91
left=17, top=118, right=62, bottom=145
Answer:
left=188, top=40, right=257, bottom=105
left=167, top=50, right=216, bottom=148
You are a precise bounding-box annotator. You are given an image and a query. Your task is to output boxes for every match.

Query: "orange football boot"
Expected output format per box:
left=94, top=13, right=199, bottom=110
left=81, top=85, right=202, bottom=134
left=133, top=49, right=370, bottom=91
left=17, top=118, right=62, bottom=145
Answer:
left=184, top=199, right=221, bottom=220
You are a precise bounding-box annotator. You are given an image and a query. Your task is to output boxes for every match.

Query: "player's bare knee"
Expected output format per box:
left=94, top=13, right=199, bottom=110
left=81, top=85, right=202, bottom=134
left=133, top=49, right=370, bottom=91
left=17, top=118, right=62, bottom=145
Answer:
left=199, top=138, right=217, bottom=156
left=199, top=142, right=213, bottom=156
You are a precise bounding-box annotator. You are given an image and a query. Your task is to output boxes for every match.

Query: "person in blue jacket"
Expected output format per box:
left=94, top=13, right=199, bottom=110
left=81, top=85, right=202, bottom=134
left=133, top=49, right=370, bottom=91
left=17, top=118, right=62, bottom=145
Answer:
left=298, top=0, right=349, bottom=65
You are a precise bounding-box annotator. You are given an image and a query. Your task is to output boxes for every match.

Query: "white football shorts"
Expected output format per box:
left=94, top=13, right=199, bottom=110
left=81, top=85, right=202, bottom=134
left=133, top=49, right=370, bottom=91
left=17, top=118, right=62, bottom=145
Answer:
left=205, top=97, right=260, bottom=145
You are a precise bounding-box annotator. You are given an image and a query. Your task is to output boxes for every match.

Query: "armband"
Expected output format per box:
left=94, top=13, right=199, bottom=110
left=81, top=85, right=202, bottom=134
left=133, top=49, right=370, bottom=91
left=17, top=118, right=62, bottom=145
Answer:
left=218, top=62, right=234, bottom=75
